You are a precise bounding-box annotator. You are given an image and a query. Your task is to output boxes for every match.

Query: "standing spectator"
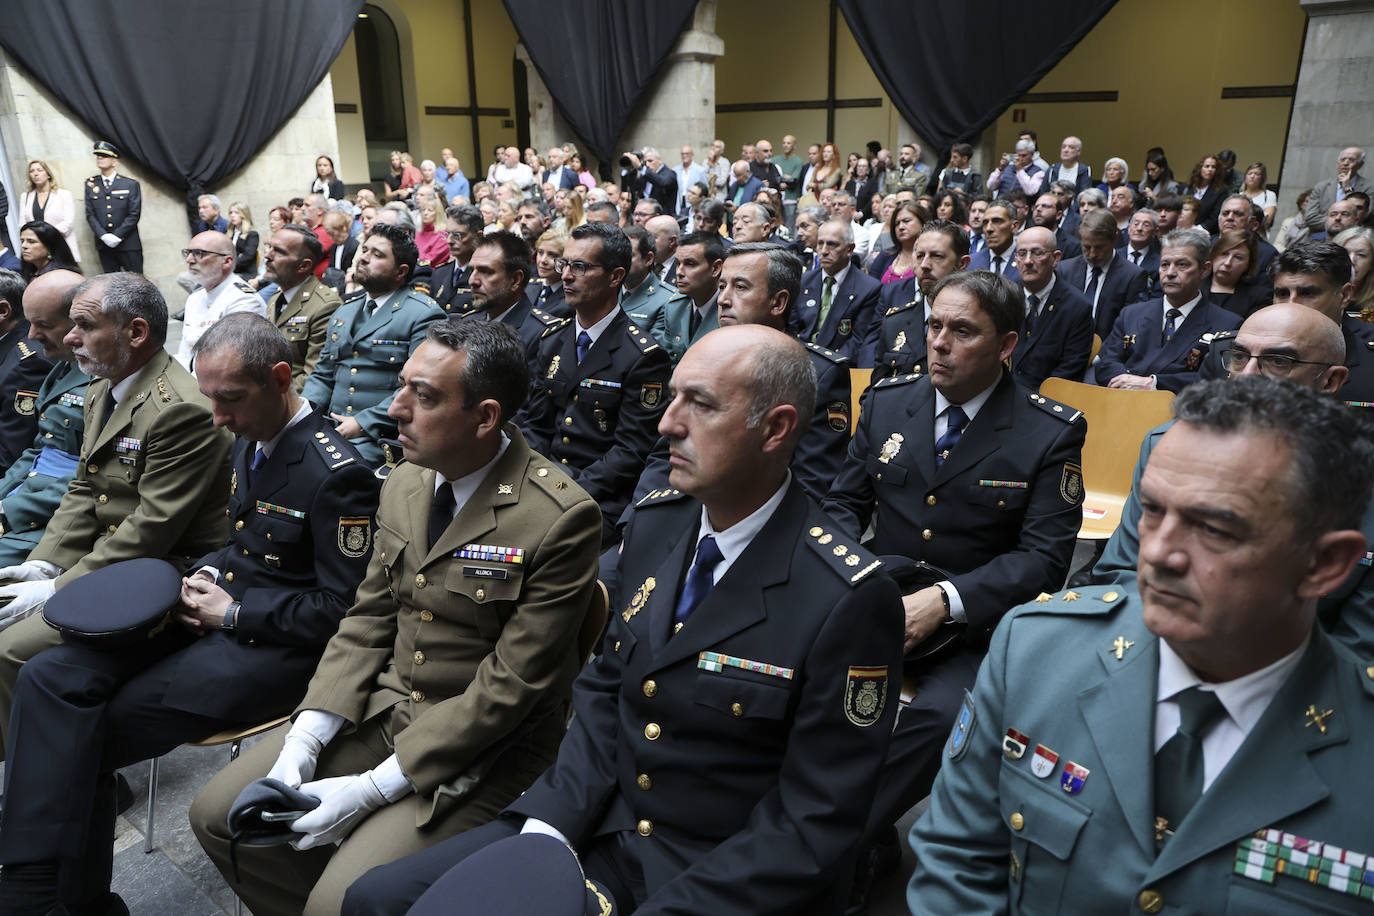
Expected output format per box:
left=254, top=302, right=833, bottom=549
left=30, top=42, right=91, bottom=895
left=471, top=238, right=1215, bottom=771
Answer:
left=1038, top=136, right=1092, bottom=197
left=311, top=155, right=345, bottom=200
left=672, top=145, right=708, bottom=221
left=774, top=134, right=805, bottom=218
left=175, top=230, right=267, bottom=370
left=567, top=151, right=595, bottom=191
left=1184, top=154, right=1227, bottom=233
left=84, top=140, right=142, bottom=273
left=414, top=200, right=449, bottom=268
left=227, top=203, right=259, bottom=278
left=17, top=221, right=78, bottom=281
left=934, top=143, right=983, bottom=198
left=415, top=160, right=445, bottom=203
left=884, top=144, right=928, bottom=198
left=384, top=150, right=422, bottom=202
left=987, top=139, right=1043, bottom=199
left=195, top=195, right=229, bottom=234
left=1136, top=150, right=1182, bottom=203
left=632, top=148, right=678, bottom=216
left=807, top=142, right=842, bottom=199
left=20, top=161, right=79, bottom=265
left=440, top=155, right=470, bottom=203
left=846, top=158, right=880, bottom=221
left=1215, top=148, right=1243, bottom=193
left=492, top=146, right=535, bottom=199
left=1242, top=161, right=1278, bottom=229
left=705, top=138, right=731, bottom=200
left=540, top=147, right=578, bottom=192
left=750, top=139, right=784, bottom=193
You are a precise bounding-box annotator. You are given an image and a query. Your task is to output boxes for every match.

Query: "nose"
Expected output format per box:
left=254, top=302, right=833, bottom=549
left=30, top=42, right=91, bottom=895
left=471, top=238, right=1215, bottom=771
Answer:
left=1138, top=509, right=1188, bottom=577
left=658, top=393, right=685, bottom=439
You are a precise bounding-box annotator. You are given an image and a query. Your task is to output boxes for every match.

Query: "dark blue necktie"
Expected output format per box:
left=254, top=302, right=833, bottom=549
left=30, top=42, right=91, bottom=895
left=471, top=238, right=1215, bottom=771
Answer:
left=576, top=330, right=592, bottom=363
left=1163, top=307, right=1182, bottom=344
left=1024, top=293, right=1041, bottom=336
left=935, top=405, right=969, bottom=467
left=674, top=535, right=724, bottom=627
left=247, top=446, right=266, bottom=486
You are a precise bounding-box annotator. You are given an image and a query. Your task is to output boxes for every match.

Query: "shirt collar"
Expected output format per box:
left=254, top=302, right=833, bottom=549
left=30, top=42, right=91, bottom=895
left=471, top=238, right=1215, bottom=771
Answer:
left=203, top=273, right=240, bottom=302
left=109, top=373, right=137, bottom=404
left=365, top=289, right=400, bottom=312
left=1166, top=291, right=1203, bottom=320
left=1157, top=632, right=1310, bottom=737
left=434, top=432, right=513, bottom=514
left=281, top=280, right=307, bottom=303
left=823, top=261, right=850, bottom=287
left=1025, top=273, right=1056, bottom=302
left=934, top=377, right=998, bottom=423
left=256, top=399, right=313, bottom=459
left=576, top=305, right=619, bottom=345
left=695, top=472, right=791, bottom=582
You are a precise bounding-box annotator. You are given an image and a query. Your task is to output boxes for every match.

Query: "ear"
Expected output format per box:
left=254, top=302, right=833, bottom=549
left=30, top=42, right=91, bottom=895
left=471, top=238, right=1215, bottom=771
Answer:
left=271, top=361, right=293, bottom=393
left=608, top=265, right=627, bottom=289
left=126, top=316, right=151, bottom=350
left=474, top=397, right=504, bottom=437
left=996, top=329, right=1019, bottom=364
left=1297, top=529, right=1369, bottom=600
left=757, top=403, right=800, bottom=456
left=0, top=298, right=12, bottom=323
left=1320, top=364, right=1350, bottom=394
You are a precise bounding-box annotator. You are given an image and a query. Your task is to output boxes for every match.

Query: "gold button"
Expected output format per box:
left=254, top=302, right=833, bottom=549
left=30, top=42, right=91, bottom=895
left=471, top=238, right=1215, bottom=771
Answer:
left=475, top=588, right=486, bottom=601
left=730, top=702, right=744, bottom=717
left=420, top=610, right=434, bottom=622
left=1137, top=890, right=1163, bottom=914
left=1009, top=812, right=1024, bottom=830
left=414, top=650, right=425, bottom=665
left=350, top=367, right=358, bottom=375
left=411, top=690, right=425, bottom=703
left=925, top=494, right=936, bottom=506
left=614, top=640, right=621, bottom=651
left=97, top=493, right=108, bottom=504
left=561, top=458, right=569, bottom=465
left=1366, top=666, right=1374, bottom=680
left=235, top=520, right=245, bottom=530
left=562, top=436, right=570, bottom=444
left=564, top=416, right=573, bottom=426
left=87, top=463, right=98, bottom=473
left=644, top=722, right=661, bottom=740
left=809, top=526, right=823, bottom=537
left=642, top=679, right=657, bottom=697
left=242, top=548, right=249, bottom=556
left=997, top=499, right=1006, bottom=509
left=415, top=574, right=427, bottom=588
left=348, top=386, right=356, bottom=394
left=637, top=773, right=652, bottom=790
left=224, top=572, right=234, bottom=583
left=352, top=351, right=359, bottom=358
left=107, top=524, right=117, bottom=534
left=922, top=528, right=933, bottom=541
left=266, top=532, right=273, bottom=541
left=637, top=819, right=653, bottom=837
left=537, top=468, right=549, bottom=477
left=876, top=472, right=883, bottom=482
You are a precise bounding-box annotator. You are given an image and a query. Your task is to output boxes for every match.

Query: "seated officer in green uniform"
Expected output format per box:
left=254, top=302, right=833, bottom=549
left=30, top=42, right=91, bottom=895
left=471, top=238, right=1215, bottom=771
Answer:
left=302, top=222, right=445, bottom=467
left=618, top=225, right=675, bottom=330
left=262, top=225, right=343, bottom=391
left=0, top=270, right=90, bottom=565
left=909, top=376, right=1374, bottom=915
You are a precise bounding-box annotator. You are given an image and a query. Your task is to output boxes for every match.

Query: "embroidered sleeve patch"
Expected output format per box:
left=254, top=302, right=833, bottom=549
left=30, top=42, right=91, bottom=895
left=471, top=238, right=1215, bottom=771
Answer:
left=845, top=665, right=889, bottom=727
left=338, top=517, right=372, bottom=558
left=1061, top=462, right=1084, bottom=505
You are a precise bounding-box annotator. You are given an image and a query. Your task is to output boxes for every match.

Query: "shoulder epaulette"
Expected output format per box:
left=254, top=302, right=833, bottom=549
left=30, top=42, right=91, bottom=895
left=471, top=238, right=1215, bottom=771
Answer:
left=885, top=298, right=919, bottom=317
left=874, top=372, right=922, bottom=389
left=1017, top=585, right=1126, bottom=617
left=1027, top=392, right=1082, bottom=423
left=404, top=288, right=439, bottom=308
left=233, top=277, right=256, bottom=294
left=532, top=308, right=569, bottom=338
left=634, top=486, right=687, bottom=508
left=16, top=340, right=37, bottom=360
left=803, top=521, right=883, bottom=586
left=1207, top=329, right=1237, bottom=343
left=343, top=289, right=367, bottom=304
left=527, top=461, right=586, bottom=505
left=804, top=341, right=849, bottom=365
left=626, top=322, right=661, bottom=354
left=309, top=430, right=358, bottom=471
left=375, top=438, right=405, bottom=480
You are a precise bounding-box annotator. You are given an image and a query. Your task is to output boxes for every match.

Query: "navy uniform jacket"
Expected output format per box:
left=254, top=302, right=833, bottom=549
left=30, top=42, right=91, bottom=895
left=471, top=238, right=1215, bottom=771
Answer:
left=0, top=323, right=53, bottom=474
left=792, top=265, right=882, bottom=362
left=1118, top=241, right=1161, bottom=294
left=1197, top=318, right=1374, bottom=409
left=0, top=360, right=89, bottom=563
left=428, top=260, right=475, bottom=316
left=530, top=281, right=571, bottom=320
left=652, top=293, right=719, bottom=366
left=516, top=309, right=671, bottom=542
left=301, top=288, right=446, bottom=466
left=464, top=294, right=565, bottom=372
left=1056, top=253, right=1150, bottom=340
left=868, top=288, right=928, bottom=383
left=1011, top=280, right=1095, bottom=390
left=83, top=174, right=142, bottom=252
left=506, top=483, right=904, bottom=914
left=910, top=587, right=1374, bottom=916
left=1095, top=298, right=1241, bottom=392
left=823, top=371, right=1085, bottom=638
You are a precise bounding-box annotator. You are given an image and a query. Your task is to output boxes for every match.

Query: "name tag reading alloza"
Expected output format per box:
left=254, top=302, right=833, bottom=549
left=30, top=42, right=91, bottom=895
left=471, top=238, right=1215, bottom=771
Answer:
left=463, top=566, right=509, bottom=580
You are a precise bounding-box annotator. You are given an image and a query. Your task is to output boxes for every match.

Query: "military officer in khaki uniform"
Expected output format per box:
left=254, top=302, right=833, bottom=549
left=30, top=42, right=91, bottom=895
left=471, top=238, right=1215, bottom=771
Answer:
left=191, top=320, right=601, bottom=915
left=262, top=225, right=343, bottom=389
left=0, top=272, right=232, bottom=751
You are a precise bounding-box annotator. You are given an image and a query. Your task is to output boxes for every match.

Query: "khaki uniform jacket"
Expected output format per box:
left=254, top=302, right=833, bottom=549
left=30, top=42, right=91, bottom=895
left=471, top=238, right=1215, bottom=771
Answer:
left=30, top=349, right=233, bottom=589
left=271, top=276, right=343, bottom=391
left=297, top=427, right=601, bottom=826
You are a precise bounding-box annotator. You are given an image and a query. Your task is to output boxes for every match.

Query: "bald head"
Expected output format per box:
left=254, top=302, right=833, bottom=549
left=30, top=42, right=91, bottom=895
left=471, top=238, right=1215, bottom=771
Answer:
left=645, top=215, right=681, bottom=263
left=23, top=268, right=84, bottom=361
left=1232, top=303, right=1348, bottom=394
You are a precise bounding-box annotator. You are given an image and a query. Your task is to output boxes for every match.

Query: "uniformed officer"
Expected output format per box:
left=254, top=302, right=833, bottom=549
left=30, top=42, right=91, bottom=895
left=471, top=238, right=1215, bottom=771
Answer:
left=619, top=225, right=675, bottom=329
left=191, top=320, right=601, bottom=916
left=910, top=377, right=1374, bottom=915
left=341, top=326, right=904, bottom=916
left=301, top=222, right=445, bottom=467
left=83, top=140, right=142, bottom=274
left=822, top=269, right=1085, bottom=893
left=0, top=314, right=379, bottom=914
left=0, top=270, right=53, bottom=474
left=463, top=230, right=565, bottom=369
left=651, top=231, right=723, bottom=365
left=0, top=271, right=90, bottom=565
left=262, top=225, right=343, bottom=390
left=174, top=230, right=267, bottom=370
left=528, top=227, right=571, bottom=319
left=427, top=205, right=482, bottom=316
left=0, top=273, right=233, bottom=750
left=515, top=222, right=671, bottom=544
left=865, top=221, right=970, bottom=383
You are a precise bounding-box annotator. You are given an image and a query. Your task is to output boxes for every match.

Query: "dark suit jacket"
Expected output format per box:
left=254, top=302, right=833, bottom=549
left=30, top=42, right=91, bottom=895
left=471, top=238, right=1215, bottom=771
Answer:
left=642, top=165, right=678, bottom=214
left=1190, top=185, right=1226, bottom=233
left=725, top=175, right=763, bottom=207
left=507, top=483, right=902, bottom=914
left=969, top=245, right=1022, bottom=285
left=542, top=167, right=580, bottom=191
left=232, top=230, right=259, bottom=277
left=1056, top=253, right=1151, bottom=340
left=1055, top=222, right=1083, bottom=261
left=1095, top=297, right=1242, bottom=392
left=793, top=265, right=882, bottom=363
left=530, top=280, right=571, bottom=319
left=0, top=249, right=17, bottom=273
left=1011, top=280, right=1095, bottom=389
left=0, top=322, right=54, bottom=475
left=1037, top=162, right=1094, bottom=197
left=465, top=293, right=564, bottom=371
left=1208, top=276, right=1273, bottom=320
left=1117, top=240, right=1161, bottom=293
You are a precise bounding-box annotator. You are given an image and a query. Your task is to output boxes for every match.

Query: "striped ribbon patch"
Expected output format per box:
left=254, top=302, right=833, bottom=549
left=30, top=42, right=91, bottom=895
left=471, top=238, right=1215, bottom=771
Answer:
left=698, top=651, right=794, bottom=680
left=455, top=543, right=524, bottom=564
left=255, top=500, right=306, bottom=519
left=580, top=378, right=623, bottom=390
left=978, top=479, right=1028, bottom=488
left=1233, top=830, right=1374, bottom=900
left=58, top=392, right=85, bottom=408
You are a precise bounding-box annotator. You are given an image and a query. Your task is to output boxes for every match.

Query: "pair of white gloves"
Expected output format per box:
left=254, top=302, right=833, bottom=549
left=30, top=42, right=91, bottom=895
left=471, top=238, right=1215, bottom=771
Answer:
left=0, top=561, right=63, bottom=626
left=101, top=233, right=122, bottom=248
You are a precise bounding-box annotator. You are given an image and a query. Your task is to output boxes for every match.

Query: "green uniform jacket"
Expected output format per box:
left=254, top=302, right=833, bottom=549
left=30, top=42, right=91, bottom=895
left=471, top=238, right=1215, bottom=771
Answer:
left=651, top=292, right=719, bottom=366
left=29, top=350, right=232, bottom=589
left=270, top=276, right=343, bottom=392
left=620, top=275, right=675, bottom=331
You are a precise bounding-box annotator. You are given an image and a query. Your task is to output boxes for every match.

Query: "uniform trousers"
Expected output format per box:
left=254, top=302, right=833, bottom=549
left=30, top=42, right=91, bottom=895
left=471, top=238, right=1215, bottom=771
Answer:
left=190, top=710, right=555, bottom=916
left=96, top=247, right=142, bottom=274
left=0, top=613, right=67, bottom=755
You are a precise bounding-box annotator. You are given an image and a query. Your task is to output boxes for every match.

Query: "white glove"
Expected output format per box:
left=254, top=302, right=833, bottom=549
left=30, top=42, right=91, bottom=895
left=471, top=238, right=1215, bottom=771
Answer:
left=289, top=772, right=387, bottom=850
left=265, top=730, right=323, bottom=789
left=0, top=560, right=61, bottom=582
left=0, top=579, right=57, bottom=625
left=101, top=233, right=121, bottom=248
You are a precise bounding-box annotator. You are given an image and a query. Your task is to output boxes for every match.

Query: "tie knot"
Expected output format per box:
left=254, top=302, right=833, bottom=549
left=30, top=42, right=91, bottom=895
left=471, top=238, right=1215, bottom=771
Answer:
left=1028, top=293, right=1040, bottom=310
left=824, top=275, right=835, bottom=290
left=577, top=330, right=592, bottom=348
left=1166, top=307, right=1182, bottom=319
left=694, top=534, right=724, bottom=572
left=945, top=404, right=969, bottom=433
left=251, top=447, right=267, bottom=472
left=1173, top=686, right=1226, bottom=738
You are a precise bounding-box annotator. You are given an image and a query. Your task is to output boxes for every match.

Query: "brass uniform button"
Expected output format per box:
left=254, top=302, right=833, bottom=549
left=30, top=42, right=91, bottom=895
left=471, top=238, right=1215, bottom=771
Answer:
left=415, top=574, right=427, bottom=588
left=730, top=702, right=743, bottom=717
left=414, top=650, right=425, bottom=665
left=636, top=774, right=652, bottom=790
left=348, top=386, right=356, bottom=394
left=925, top=494, right=936, bottom=506
left=107, top=524, right=117, bottom=534
left=644, top=723, right=661, bottom=740
left=97, top=494, right=108, bottom=504
left=561, top=458, right=569, bottom=465
left=350, top=367, right=358, bottom=375
left=637, top=819, right=653, bottom=837
left=224, top=572, right=234, bottom=583
left=235, top=520, right=245, bottom=530
left=241, top=548, right=249, bottom=556
left=1009, top=812, right=1024, bottom=830
left=474, top=588, right=486, bottom=601
left=642, top=679, right=657, bottom=697
left=997, top=499, right=1006, bottom=508
left=87, top=463, right=98, bottom=473
left=562, top=436, right=570, bottom=445
left=420, top=610, right=434, bottom=622
left=411, top=690, right=425, bottom=703
left=1137, top=890, right=1163, bottom=913
left=563, top=416, right=573, bottom=427
left=922, top=528, right=933, bottom=541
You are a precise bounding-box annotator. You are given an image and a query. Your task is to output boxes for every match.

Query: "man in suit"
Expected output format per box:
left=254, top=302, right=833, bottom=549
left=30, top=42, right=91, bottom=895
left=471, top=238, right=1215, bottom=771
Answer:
left=428, top=205, right=483, bottom=316
left=516, top=222, right=671, bottom=544
left=652, top=231, right=724, bottom=366
left=911, top=376, right=1374, bottom=915
left=0, top=245, right=19, bottom=275
left=793, top=219, right=882, bottom=362
left=867, top=221, right=970, bottom=382
left=465, top=231, right=565, bottom=369
left=540, top=147, right=579, bottom=192
left=969, top=201, right=1021, bottom=284
left=730, top=200, right=773, bottom=245
left=1096, top=228, right=1242, bottom=391
left=885, top=144, right=928, bottom=198
left=0, top=271, right=52, bottom=475
left=515, top=200, right=550, bottom=247
left=343, top=325, right=903, bottom=915
left=1304, top=146, right=1369, bottom=233
left=175, top=230, right=268, bottom=370
left=637, top=148, right=678, bottom=217
left=1010, top=227, right=1094, bottom=389
left=645, top=214, right=680, bottom=288
left=302, top=223, right=446, bottom=467
left=1216, top=194, right=1278, bottom=276
left=749, top=139, right=784, bottom=193
left=0, top=271, right=89, bottom=566
left=263, top=225, right=343, bottom=390
left=84, top=141, right=142, bottom=273
left=191, top=320, right=601, bottom=916
left=0, top=314, right=380, bottom=914
left=195, top=194, right=230, bottom=234
left=1057, top=209, right=1150, bottom=342
left=1120, top=208, right=1163, bottom=288
left=823, top=270, right=1085, bottom=905
left=0, top=273, right=234, bottom=747
left=619, top=226, right=675, bottom=330
left=1031, top=191, right=1082, bottom=261
left=1037, top=135, right=1092, bottom=198
left=967, top=197, right=990, bottom=259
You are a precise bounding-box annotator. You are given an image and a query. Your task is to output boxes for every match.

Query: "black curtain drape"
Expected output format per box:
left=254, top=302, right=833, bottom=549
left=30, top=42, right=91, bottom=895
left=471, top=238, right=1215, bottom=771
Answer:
left=502, top=0, right=699, bottom=168
left=0, top=0, right=363, bottom=230
left=837, top=0, right=1119, bottom=155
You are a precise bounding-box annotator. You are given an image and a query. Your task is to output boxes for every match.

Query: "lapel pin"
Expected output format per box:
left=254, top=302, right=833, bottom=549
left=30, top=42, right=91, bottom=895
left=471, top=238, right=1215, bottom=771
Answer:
left=1109, top=636, right=1135, bottom=660
left=1304, top=704, right=1334, bottom=734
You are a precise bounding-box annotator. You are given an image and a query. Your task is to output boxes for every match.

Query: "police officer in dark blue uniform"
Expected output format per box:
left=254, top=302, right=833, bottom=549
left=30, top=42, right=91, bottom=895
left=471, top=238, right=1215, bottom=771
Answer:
left=866, top=221, right=970, bottom=384
left=427, top=205, right=482, bottom=316
left=84, top=141, right=142, bottom=274
left=463, top=231, right=567, bottom=371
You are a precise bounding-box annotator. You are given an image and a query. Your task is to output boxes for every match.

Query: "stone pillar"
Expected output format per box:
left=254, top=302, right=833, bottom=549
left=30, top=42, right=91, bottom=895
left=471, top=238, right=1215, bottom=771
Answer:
left=1275, top=0, right=1374, bottom=230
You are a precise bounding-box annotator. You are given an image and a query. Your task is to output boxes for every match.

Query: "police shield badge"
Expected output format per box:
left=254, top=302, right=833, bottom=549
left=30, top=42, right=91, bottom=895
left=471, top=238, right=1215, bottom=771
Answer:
left=844, top=666, right=888, bottom=727
left=338, top=517, right=372, bottom=558
left=640, top=382, right=663, bottom=409
left=13, top=391, right=36, bottom=416
left=827, top=401, right=849, bottom=433
left=1061, top=462, right=1084, bottom=504
left=947, top=691, right=975, bottom=759
left=1031, top=744, right=1059, bottom=778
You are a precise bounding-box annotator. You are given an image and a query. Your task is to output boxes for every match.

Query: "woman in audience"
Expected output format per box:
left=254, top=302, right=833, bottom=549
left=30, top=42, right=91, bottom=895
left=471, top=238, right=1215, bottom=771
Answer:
left=934, top=190, right=967, bottom=227
left=867, top=201, right=928, bottom=283
left=415, top=200, right=450, bottom=267
left=1097, top=157, right=1129, bottom=195
left=535, top=228, right=568, bottom=287
left=1136, top=152, right=1181, bottom=203
left=1178, top=197, right=1202, bottom=229
left=17, top=220, right=78, bottom=281
left=1335, top=227, right=1374, bottom=321
left=1077, top=187, right=1107, bottom=218
left=417, top=160, right=446, bottom=203
left=807, top=143, right=842, bottom=198
left=568, top=152, right=596, bottom=190
left=1207, top=229, right=1268, bottom=318
left=1241, top=162, right=1277, bottom=230
left=19, top=160, right=79, bottom=265
left=495, top=199, right=519, bottom=235
left=1273, top=189, right=1311, bottom=251
left=227, top=203, right=259, bottom=278
left=384, top=150, right=422, bottom=201
left=843, top=152, right=861, bottom=186
left=845, top=158, right=879, bottom=220
left=1184, top=155, right=1226, bottom=233
left=310, top=155, right=345, bottom=200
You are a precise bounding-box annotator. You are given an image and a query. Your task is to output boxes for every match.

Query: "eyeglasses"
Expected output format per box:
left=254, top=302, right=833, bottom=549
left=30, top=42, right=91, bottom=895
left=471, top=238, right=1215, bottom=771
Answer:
left=554, top=259, right=607, bottom=277
left=444, top=231, right=471, bottom=242
left=1014, top=248, right=1053, bottom=261
left=182, top=248, right=230, bottom=260
left=1219, top=345, right=1332, bottom=377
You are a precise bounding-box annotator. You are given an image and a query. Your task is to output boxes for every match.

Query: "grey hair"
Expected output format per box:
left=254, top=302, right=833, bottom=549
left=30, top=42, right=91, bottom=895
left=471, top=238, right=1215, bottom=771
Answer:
left=1162, top=227, right=1213, bottom=266
left=381, top=202, right=416, bottom=234
left=798, top=205, right=829, bottom=226
left=822, top=217, right=855, bottom=245
left=194, top=313, right=292, bottom=386
left=743, top=334, right=816, bottom=445
left=1014, top=138, right=1036, bottom=153
left=1104, top=157, right=1129, bottom=177
left=1076, top=188, right=1107, bottom=209
left=80, top=272, right=168, bottom=346
left=1131, top=208, right=1160, bottom=227
left=197, top=194, right=222, bottom=211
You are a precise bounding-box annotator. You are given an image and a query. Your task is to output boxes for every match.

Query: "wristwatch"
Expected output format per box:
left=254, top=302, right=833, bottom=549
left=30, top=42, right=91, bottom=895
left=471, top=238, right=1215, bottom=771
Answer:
left=936, top=585, right=952, bottom=621
left=221, top=601, right=241, bottom=631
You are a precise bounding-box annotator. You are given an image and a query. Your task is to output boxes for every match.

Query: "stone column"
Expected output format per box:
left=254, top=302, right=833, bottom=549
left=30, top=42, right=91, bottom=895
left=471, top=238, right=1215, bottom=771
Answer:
left=1275, top=0, right=1374, bottom=230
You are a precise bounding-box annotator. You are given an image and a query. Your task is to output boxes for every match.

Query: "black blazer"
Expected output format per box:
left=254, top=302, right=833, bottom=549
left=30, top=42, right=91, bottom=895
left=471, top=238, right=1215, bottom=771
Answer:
left=1011, top=280, right=1095, bottom=390
left=1208, top=276, right=1273, bottom=320
left=311, top=178, right=346, bottom=200
left=1188, top=185, right=1226, bottom=234
left=232, top=229, right=259, bottom=277
left=1095, top=297, right=1242, bottom=392
left=1056, top=253, right=1151, bottom=340
left=0, top=322, right=53, bottom=475
left=793, top=265, right=883, bottom=362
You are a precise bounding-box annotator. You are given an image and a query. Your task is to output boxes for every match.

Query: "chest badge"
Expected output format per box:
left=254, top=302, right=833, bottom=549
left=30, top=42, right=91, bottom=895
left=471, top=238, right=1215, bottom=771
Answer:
left=878, top=432, right=904, bottom=464
left=622, top=576, right=656, bottom=622
left=893, top=330, right=907, bottom=351
left=547, top=355, right=561, bottom=379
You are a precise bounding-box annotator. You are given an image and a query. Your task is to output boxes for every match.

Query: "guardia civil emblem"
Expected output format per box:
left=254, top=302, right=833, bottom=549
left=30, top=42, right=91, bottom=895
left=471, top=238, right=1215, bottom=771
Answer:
left=844, top=665, right=888, bottom=727
left=878, top=432, right=904, bottom=464
left=338, top=517, right=372, bottom=558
